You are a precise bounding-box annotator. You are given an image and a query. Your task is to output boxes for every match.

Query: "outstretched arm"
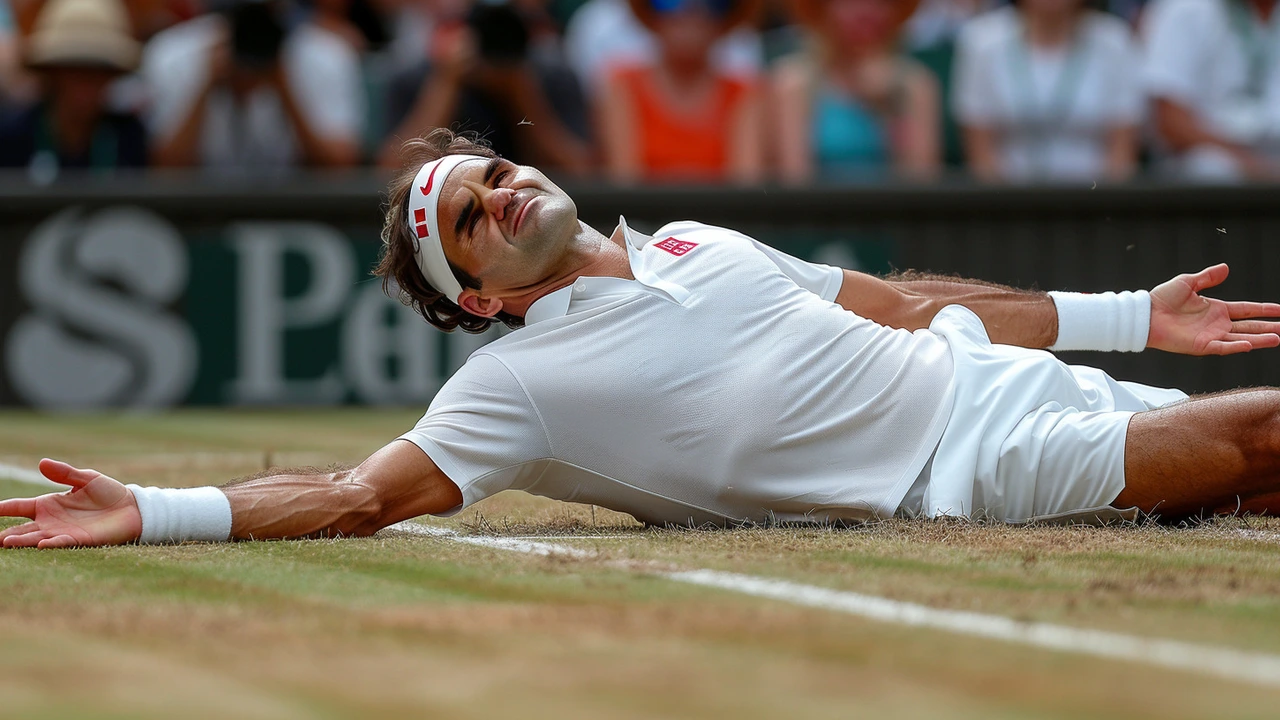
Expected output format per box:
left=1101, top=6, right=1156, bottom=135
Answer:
left=0, top=441, right=461, bottom=548
left=834, top=264, right=1280, bottom=355
left=834, top=269, right=1056, bottom=347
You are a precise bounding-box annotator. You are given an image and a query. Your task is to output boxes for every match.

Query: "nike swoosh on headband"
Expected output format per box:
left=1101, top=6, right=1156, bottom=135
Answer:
left=419, top=162, right=443, bottom=199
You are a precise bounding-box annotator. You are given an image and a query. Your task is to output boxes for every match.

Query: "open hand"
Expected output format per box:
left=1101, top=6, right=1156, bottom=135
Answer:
left=0, top=460, right=141, bottom=548
left=1148, top=264, right=1280, bottom=355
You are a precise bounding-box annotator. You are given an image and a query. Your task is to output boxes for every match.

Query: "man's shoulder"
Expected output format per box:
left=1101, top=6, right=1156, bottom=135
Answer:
left=651, top=220, right=752, bottom=245
left=145, top=15, right=219, bottom=67
left=956, top=7, right=1018, bottom=52
left=1143, top=0, right=1225, bottom=33
left=441, top=350, right=525, bottom=392
left=643, top=221, right=773, bottom=264
left=286, top=23, right=360, bottom=67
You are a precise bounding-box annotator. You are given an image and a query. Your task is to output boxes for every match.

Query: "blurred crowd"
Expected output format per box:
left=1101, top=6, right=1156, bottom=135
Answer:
left=0, top=0, right=1277, bottom=184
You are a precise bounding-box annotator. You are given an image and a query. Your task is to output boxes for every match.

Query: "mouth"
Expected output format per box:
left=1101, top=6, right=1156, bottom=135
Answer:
left=511, top=194, right=538, bottom=236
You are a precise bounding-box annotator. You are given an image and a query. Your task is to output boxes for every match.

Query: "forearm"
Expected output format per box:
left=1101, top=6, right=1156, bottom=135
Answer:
left=881, top=272, right=1057, bottom=347
left=1153, top=98, right=1249, bottom=157
left=276, top=81, right=359, bottom=167
left=151, top=85, right=211, bottom=167
left=220, top=470, right=383, bottom=540
left=962, top=126, right=1003, bottom=182
left=219, top=440, right=460, bottom=541
left=394, top=72, right=464, bottom=150
left=1105, top=126, right=1138, bottom=181
left=835, top=268, right=1152, bottom=352
left=509, top=71, right=590, bottom=174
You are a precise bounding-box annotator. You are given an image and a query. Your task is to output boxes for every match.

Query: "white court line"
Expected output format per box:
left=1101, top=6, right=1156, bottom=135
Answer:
left=390, top=520, right=1280, bottom=689
left=0, top=461, right=60, bottom=490
left=669, top=569, right=1280, bottom=689
left=503, top=535, right=637, bottom=541
left=392, top=522, right=593, bottom=559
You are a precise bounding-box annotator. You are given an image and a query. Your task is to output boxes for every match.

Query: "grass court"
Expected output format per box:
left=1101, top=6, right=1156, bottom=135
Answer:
left=3, top=410, right=1280, bottom=719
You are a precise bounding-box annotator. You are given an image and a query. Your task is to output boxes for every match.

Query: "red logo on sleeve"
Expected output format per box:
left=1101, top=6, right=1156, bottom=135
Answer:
left=655, top=237, right=698, bottom=256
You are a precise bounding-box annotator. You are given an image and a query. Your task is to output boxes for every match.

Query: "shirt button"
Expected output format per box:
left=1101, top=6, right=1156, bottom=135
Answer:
left=574, top=283, right=586, bottom=293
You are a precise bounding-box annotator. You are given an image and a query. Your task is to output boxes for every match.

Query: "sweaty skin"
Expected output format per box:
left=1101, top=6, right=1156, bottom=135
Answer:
left=2, top=159, right=1280, bottom=547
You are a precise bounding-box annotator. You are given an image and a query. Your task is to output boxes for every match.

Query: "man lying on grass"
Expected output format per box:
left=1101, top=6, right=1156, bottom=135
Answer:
left=7, top=129, right=1280, bottom=547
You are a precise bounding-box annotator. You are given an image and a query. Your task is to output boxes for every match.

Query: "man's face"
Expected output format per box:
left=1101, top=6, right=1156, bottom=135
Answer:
left=45, top=67, right=116, bottom=117
left=434, top=157, right=580, bottom=303
left=825, top=0, right=898, bottom=47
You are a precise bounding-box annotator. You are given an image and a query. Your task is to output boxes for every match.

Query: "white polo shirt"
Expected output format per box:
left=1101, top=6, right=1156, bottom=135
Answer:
left=400, top=220, right=955, bottom=526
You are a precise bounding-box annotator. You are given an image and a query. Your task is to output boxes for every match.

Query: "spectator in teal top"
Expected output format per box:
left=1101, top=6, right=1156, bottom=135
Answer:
left=770, top=0, right=940, bottom=182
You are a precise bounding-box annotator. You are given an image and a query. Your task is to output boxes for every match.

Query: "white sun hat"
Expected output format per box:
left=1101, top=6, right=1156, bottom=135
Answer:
left=25, top=0, right=141, bottom=73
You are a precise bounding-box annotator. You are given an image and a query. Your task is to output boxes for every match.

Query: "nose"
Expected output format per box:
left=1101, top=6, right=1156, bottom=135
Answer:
left=462, top=180, right=515, bottom=221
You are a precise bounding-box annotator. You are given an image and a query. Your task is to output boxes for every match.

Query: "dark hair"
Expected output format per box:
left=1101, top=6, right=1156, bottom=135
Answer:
left=229, top=2, right=285, bottom=69
left=468, top=3, right=530, bottom=63
left=375, top=128, right=524, bottom=334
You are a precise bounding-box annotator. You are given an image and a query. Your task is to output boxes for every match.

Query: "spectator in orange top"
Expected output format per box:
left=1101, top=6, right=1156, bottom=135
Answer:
left=597, top=0, right=764, bottom=183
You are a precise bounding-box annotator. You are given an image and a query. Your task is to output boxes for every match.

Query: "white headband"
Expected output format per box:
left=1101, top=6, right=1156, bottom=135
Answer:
left=406, top=154, right=486, bottom=304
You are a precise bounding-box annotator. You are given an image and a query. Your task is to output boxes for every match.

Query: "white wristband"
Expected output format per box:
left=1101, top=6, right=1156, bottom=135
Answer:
left=1048, top=290, right=1151, bottom=353
left=127, top=485, right=233, bottom=544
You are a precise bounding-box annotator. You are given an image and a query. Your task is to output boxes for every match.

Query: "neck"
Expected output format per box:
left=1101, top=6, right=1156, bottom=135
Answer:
left=506, top=222, right=633, bottom=318
left=50, top=100, right=98, bottom=156
left=577, top=222, right=633, bottom=280
left=1023, top=9, right=1078, bottom=48
left=661, top=54, right=710, bottom=87
left=829, top=42, right=887, bottom=67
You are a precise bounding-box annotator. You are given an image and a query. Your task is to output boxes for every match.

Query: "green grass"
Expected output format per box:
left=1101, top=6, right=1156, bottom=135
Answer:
left=2, top=410, right=1280, bottom=719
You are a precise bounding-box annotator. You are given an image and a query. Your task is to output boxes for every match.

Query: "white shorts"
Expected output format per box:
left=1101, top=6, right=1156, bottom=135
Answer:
left=898, top=306, right=1188, bottom=524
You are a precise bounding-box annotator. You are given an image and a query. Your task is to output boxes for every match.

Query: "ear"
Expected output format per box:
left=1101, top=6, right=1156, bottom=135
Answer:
left=459, top=290, right=504, bottom=319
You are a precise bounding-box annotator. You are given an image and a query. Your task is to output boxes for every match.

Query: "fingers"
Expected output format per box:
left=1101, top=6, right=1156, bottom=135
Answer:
left=1227, top=302, right=1280, bottom=319
left=2, top=530, right=50, bottom=548
left=1204, top=339, right=1255, bottom=355
left=1232, top=320, right=1280, bottom=333
left=0, top=521, right=40, bottom=540
left=38, top=458, right=99, bottom=490
left=1221, top=332, right=1280, bottom=349
left=1202, top=334, right=1279, bottom=354
left=1231, top=321, right=1280, bottom=341
left=0, top=525, right=86, bottom=548
left=0, top=497, right=38, bottom=519
left=1187, top=264, right=1230, bottom=293
left=37, top=534, right=80, bottom=549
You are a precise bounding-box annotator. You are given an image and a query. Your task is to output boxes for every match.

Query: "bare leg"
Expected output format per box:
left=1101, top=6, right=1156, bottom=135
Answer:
left=1214, top=492, right=1280, bottom=516
left=1117, top=388, right=1280, bottom=517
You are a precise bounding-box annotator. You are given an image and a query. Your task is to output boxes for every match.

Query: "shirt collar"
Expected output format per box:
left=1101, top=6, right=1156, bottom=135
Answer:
left=523, top=216, right=690, bottom=326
